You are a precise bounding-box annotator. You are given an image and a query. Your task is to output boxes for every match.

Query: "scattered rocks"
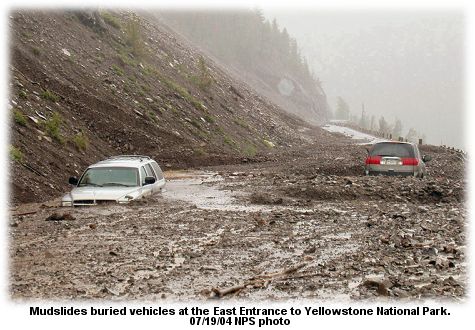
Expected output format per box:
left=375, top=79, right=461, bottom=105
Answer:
left=7, top=12, right=466, bottom=302
left=249, top=192, right=283, bottom=205
left=45, top=212, right=75, bottom=221
left=362, top=278, right=393, bottom=296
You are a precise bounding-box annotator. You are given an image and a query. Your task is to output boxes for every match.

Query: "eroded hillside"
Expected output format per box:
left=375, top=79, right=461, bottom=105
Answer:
left=159, top=10, right=330, bottom=124
left=9, top=10, right=312, bottom=204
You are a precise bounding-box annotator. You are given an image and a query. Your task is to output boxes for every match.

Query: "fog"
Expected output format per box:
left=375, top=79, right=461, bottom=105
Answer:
left=263, top=9, right=465, bottom=149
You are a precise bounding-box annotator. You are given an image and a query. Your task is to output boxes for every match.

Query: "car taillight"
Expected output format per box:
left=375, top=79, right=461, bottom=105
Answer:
left=365, top=156, right=381, bottom=165
left=402, top=158, right=419, bottom=166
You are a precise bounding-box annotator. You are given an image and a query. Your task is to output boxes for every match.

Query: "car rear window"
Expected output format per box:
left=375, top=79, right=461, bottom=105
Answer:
left=370, top=143, right=415, bottom=158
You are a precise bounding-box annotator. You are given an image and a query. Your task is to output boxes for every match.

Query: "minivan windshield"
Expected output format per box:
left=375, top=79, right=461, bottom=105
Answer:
left=78, top=167, right=139, bottom=187
left=370, top=143, right=415, bottom=158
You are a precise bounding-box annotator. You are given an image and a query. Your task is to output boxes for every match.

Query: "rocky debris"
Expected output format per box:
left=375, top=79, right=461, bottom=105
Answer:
left=9, top=151, right=466, bottom=301
left=7, top=11, right=466, bottom=302
left=361, top=278, right=393, bottom=296
left=210, top=262, right=308, bottom=298
left=9, top=10, right=311, bottom=204
left=45, top=212, right=75, bottom=221
left=249, top=192, right=284, bottom=205
left=75, top=11, right=107, bottom=33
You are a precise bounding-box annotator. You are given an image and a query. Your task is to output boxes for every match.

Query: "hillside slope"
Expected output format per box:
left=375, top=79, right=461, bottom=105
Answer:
left=9, top=10, right=313, bottom=204
left=157, top=10, right=329, bottom=125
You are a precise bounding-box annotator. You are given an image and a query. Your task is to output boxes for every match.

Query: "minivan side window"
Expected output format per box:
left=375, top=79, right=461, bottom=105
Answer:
left=151, top=161, right=164, bottom=180
left=140, top=166, right=147, bottom=185
left=145, top=163, right=156, bottom=179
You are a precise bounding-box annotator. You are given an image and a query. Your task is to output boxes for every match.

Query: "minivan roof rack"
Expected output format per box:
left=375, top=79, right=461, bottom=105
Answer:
left=107, top=155, right=151, bottom=160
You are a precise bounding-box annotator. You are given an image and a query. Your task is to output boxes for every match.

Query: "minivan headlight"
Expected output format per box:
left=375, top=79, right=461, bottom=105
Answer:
left=61, top=194, right=73, bottom=207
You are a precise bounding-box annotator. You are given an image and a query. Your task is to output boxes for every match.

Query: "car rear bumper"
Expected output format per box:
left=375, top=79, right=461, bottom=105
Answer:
left=365, top=164, right=417, bottom=177
left=366, top=170, right=415, bottom=177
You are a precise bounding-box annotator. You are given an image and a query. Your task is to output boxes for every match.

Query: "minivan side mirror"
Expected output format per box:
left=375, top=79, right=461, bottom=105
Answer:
left=68, top=176, right=79, bottom=185
left=144, top=176, right=156, bottom=185
left=423, top=155, right=432, bottom=162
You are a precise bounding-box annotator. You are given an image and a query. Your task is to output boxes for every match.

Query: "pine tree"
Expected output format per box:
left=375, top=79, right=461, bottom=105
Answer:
left=335, top=97, right=350, bottom=120
left=406, top=128, right=418, bottom=143
left=379, top=116, right=390, bottom=133
left=392, top=119, right=403, bottom=138
left=370, top=115, right=376, bottom=130
left=359, top=110, right=369, bottom=129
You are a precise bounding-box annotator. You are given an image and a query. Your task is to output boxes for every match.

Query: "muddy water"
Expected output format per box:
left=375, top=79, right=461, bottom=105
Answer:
left=162, top=171, right=350, bottom=215
left=163, top=171, right=238, bottom=210
left=11, top=169, right=464, bottom=301
left=163, top=171, right=270, bottom=212
left=159, top=171, right=363, bottom=300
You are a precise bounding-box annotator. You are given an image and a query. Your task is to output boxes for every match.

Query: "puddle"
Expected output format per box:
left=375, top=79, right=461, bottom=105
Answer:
left=163, top=171, right=352, bottom=215
left=163, top=176, right=238, bottom=211
left=163, top=171, right=277, bottom=212
left=322, top=233, right=352, bottom=240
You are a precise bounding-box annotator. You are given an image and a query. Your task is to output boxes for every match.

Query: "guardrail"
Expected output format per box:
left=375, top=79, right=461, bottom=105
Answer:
left=328, top=121, right=467, bottom=157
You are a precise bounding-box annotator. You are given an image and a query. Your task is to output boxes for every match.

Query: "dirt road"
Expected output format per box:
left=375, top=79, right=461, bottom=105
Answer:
left=9, top=133, right=466, bottom=301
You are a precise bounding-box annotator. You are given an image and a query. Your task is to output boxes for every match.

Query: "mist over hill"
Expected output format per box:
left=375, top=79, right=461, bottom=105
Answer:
left=157, top=9, right=330, bottom=124
left=264, top=10, right=465, bottom=149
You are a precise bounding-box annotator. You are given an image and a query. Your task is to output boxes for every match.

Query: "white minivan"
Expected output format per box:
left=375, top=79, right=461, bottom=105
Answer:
left=61, top=155, right=166, bottom=206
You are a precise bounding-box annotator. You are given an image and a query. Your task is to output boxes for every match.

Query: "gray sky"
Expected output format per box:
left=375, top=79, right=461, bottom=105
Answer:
left=263, top=9, right=465, bottom=149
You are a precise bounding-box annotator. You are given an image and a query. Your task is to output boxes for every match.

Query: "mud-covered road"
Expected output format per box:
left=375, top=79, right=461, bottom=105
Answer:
left=9, top=131, right=467, bottom=301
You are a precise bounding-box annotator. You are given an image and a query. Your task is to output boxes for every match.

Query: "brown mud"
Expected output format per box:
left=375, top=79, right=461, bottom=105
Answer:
left=9, top=133, right=466, bottom=301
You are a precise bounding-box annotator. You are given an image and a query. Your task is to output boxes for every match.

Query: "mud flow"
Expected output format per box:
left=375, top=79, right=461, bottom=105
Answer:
left=10, top=156, right=466, bottom=301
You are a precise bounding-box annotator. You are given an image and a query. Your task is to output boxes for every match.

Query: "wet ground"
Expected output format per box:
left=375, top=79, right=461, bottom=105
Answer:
left=9, top=163, right=466, bottom=301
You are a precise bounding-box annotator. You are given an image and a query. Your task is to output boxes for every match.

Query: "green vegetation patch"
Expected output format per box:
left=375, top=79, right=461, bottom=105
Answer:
left=194, top=147, right=207, bottom=156
left=125, top=17, right=144, bottom=57
left=40, top=89, right=60, bottom=102
left=234, top=118, right=250, bottom=130
left=243, top=143, right=257, bottom=157
left=101, top=11, right=121, bottom=29
left=262, top=139, right=275, bottom=148
left=44, top=112, right=64, bottom=143
left=190, top=57, right=214, bottom=91
left=159, top=75, right=205, bottom=112
left=18, top=90, right=28, bottom=99
left=190, top=119, right=202, bottom=129
left=9, top=145, right=23, bottom=162
left=223, top=134, right=235, bottom=146
left=111, top=64, right=125, bottom=76
left=203, top=114, right=216, bottom=124
left=145, top=110, right=160, bottom=124
left=73, top=131, right=89, bottom=151
left=117, top=49, right=138, bottom=67
left=13, top=109, right=27, bottom=126
left=31, top=47, right=41, bottom=56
